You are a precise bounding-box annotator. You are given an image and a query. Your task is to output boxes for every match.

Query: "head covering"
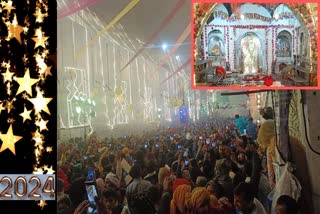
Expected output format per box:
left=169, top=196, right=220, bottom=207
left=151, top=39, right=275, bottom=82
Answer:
left=260, top=106, right=274, bottom=119
left=122, top=147, right=129, bottom=155
left=105, top=172, right=120, bottom=188
left=158, top=167, right=169, bottom=186
left=196, top=176, right=207, bottom=187
left=170, top=184, right=191, bottom=214
left=186, top=188, right=210, bottom=214
left=173, top=178, right=190, bottom=192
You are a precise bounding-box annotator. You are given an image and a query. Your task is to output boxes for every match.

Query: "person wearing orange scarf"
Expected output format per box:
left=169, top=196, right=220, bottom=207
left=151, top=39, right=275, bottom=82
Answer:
left=170, top=184, right=191, bottom=214
left=186, top=188, right=210, bottom=214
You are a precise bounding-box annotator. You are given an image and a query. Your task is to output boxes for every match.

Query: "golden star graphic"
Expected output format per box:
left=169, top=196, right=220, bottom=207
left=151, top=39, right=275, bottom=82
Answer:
left=19, top=106, right=32, bottom=123
left=28, top=89, right=52, bottom=115
left=2, top=68, right=14, bottom=82
left=34, top=8, right=46, bottom=23
left=38, top=200, right=47, bottom=209
left=7, top=22, right=24, bottom=44
left=44, top=65, right=52, bottom=77
left=0, top=1, right=6, bottom=7
left=15, top=69, right=38, bottom=96
left=46, top=166, right=55, bottom=174
left=7, top=118, right=15, bottom=124
left=46, top=147, right=53, bottom=153
left=4, top=100, right=14, bottom=113
left=3, top=0, right=15, bottom=14
left=35, top=118, right=48, bottom=131
left=22, top=93, right=29, bottom=99
left=32, top=35, right=48, bottom=49
left=0, top=125, right=23, bottom=155
left=32, top=130, right=43, bottom=146
left=23, top=26, right=28, bottom=33
left=33, top=167, right=44, bottom=174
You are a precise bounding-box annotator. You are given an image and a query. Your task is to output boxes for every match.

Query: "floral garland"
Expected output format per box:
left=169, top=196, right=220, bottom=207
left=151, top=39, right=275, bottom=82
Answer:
left=284, top=3, right=317, bottom=60
left=227, top=26, right=230, bottom=64
left=265, top=29, right=268, bottom=72
left=272, top=28, right=275, bottom=72
left=210, top=11, right=295, bottom=22
left=233, top=27, right=236, bottom=69
left=207, top=24, right=294, bottom=29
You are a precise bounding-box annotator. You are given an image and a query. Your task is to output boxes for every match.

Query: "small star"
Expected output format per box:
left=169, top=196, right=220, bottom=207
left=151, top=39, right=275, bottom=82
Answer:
left=4, top=100, right=14, bottom=113
left=35, top=118, right=48, bottom=131
left=33, top=168, right=44, bottom=174
left=23, top=26, right=28, bottom=33
left=44, top=66, right=52, bottom=77
left=3, top=0, right=15, bottom=14
left=32, top=29, right=48, bottom=49
left=2, top=68, right=14, bottom=82
left=22, top=93, right=29, bottom=99
left=0, top=1, right=6, bottom=7
left=34, top=8, right=47, bottom=23
left=7, top=118, right=15, bottom=124
left=19, top=106, right=32, bottom=123
left=38, top=200, right=47, bottom=209
left=32, top=130, right=43, bottom=146
left=46, top=147, right=53, bottom=153
left=46, top=166, right=55, bottom=174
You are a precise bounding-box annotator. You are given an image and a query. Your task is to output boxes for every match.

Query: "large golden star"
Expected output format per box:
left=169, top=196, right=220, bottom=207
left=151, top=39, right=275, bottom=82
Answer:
left=15, top=69, right=38, bottom=96
left=19, top=106, right=32, bottom=123
left=28, top=89, right=53, bottom=115
left=0, top=125, right=23, bottom=155
left=2, top=68, right=14, bottom=82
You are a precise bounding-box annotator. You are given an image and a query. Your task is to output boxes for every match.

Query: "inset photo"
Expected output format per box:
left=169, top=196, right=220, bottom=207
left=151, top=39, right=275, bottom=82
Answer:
left=192, top=2, right=318, bottom=89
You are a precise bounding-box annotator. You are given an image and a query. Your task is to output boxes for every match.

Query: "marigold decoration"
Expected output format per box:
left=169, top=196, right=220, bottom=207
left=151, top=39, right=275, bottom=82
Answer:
left=263, top=76, right=274, bottom=86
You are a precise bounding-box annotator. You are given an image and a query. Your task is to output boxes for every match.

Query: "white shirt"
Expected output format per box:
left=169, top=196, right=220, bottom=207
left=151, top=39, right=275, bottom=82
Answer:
left=252, top=198, right=267, bottom=214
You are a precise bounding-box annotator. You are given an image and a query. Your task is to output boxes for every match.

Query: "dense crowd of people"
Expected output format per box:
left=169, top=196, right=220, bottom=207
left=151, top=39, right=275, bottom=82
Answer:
left=57, top=107, right=300, bottom=214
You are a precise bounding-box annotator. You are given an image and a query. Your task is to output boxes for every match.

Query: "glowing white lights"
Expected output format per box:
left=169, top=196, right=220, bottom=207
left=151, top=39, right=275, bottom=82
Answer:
left=240, top=14, right=245, bottom=20
left=162, top=43, right=167, bottom=51
left=274, top=14, right=279, bottom=20
left=64, top=66, right=93, bottom=128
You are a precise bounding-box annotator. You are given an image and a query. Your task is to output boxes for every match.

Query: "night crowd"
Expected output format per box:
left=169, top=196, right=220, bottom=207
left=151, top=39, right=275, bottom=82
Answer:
left=57, top=107, right=299, bottom=214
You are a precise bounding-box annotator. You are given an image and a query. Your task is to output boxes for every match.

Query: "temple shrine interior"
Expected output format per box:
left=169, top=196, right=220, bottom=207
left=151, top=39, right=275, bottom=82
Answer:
left=193, top=3, right=318, bottom=87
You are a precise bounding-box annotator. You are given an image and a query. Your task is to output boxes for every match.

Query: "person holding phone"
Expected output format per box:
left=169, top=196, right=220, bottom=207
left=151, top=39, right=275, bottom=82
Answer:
left=84, top=181, right=99, bottom=214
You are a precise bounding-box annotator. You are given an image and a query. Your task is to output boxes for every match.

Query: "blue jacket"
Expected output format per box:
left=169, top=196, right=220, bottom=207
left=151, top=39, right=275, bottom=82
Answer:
left=235, top=117, right=248, bottom=136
